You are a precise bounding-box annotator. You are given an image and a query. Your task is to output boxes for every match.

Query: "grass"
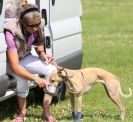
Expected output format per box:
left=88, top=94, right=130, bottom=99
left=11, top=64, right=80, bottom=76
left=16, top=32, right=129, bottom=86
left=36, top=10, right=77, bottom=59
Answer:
left=1, top=0, right=133, bottom=121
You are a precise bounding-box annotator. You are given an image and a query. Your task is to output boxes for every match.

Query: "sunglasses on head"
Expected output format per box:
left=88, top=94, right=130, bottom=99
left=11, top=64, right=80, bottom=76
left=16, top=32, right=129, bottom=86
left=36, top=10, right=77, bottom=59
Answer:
left=26, top=21, right=41, bottom=28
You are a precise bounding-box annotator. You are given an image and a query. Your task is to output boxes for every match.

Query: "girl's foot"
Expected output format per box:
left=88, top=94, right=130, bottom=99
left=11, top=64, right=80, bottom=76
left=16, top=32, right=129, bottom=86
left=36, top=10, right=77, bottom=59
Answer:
left=13, top=114, right=26, bottom=122
left=44, top=115, right=56, bottom=122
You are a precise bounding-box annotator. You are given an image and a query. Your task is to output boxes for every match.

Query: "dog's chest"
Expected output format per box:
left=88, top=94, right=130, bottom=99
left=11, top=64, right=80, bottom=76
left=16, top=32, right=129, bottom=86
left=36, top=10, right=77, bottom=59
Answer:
left=83, top=84, right=92, bottom=93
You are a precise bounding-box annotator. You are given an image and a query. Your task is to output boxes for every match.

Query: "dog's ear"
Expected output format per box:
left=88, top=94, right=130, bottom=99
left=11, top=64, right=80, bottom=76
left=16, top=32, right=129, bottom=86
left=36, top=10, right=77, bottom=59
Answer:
left=57, top=65, right=62, bottom=71
left=57, top=67, right=64, bottom=74
left=57, top=68, right=66, bottom=77
left=57, top=67, right=64, bottom=72
left=57, top=68, right=73, bottom=78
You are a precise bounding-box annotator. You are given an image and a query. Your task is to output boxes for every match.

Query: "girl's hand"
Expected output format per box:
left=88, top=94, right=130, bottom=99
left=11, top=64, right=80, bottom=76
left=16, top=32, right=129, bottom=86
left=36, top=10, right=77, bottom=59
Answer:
left=34, top=76, right=49, bottom=89
left=39, top=52, right=55, bottom=64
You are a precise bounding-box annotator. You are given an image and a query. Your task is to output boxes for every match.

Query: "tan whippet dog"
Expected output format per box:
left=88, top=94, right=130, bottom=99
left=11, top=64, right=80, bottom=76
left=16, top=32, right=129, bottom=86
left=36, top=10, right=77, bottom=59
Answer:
left=50, top=67, right=132, bottom=121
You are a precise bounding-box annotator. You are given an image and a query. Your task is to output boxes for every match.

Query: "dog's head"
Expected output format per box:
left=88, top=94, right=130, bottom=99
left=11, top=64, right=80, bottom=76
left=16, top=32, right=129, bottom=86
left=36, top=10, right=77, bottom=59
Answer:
left=50, top=67, right=83, bottom=94
left=50, top=67, right=66, bottom=86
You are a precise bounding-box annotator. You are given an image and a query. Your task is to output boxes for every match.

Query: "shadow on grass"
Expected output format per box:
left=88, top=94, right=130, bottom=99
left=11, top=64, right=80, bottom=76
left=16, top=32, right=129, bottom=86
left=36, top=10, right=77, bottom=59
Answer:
left=0, top=96, right=18, bottom=121
left=85, top=112, right=120, bottom=121
left=0, top=87, right=68, bottom=121
left=56, top=112, right=120, bottom=122
left=0, top=89, right=42, bottom=121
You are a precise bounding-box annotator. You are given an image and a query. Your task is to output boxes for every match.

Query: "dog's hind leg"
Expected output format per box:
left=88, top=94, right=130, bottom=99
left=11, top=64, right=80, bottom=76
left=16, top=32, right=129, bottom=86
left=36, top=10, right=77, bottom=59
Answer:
left=77, top=96, right=83, bottom=122
left=108, top=92, right=125, bottom=121
left=69, top=93, right=76, bottom=120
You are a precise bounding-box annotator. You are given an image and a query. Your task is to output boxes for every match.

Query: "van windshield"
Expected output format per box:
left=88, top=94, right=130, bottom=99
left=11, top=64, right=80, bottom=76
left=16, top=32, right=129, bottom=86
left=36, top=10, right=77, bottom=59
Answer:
left=0, top=0, right=3, bottom=16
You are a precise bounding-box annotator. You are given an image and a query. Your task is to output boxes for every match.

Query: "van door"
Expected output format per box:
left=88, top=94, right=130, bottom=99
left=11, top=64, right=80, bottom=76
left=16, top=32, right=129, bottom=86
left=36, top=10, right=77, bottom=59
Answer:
left=49, top=0, right=83, bottom=68
left=38, top=0, right=53, bottom=56
left=28, top=0, right=83, bottom=69
left=0, top=0, right=4, bottom=32
left=0, top=0, right=7, bottom=76
left=22, top=0, right=53, bottom=56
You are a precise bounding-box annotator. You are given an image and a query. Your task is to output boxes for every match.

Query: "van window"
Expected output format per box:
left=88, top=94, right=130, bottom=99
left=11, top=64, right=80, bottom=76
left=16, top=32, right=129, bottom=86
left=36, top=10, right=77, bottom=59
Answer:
left=0, top=0, right=3, bottom=16
left=5, top=0, right=20, bottom=18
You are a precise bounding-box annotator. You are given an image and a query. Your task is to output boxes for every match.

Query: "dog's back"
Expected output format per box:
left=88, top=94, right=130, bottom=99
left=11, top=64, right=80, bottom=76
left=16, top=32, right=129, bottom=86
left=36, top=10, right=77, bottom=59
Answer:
left=81, top=67, right=118, bottom=82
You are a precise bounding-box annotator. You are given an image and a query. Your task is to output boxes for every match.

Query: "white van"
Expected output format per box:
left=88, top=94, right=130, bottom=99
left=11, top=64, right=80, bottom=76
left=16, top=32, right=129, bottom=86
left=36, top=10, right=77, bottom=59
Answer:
left=0, top=0, right=83, bottom=101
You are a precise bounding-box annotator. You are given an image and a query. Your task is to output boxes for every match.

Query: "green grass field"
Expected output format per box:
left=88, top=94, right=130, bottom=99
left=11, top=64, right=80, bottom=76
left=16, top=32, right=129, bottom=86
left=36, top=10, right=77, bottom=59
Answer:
left=1, top=0, right=133, bottom=121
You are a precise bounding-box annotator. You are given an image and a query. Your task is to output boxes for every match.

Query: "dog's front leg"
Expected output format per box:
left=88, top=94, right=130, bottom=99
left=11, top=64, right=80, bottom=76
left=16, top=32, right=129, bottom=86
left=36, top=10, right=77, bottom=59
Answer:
left=77, top=96, right=83, bottom=122
left=69, top=93, right=76, bottom=120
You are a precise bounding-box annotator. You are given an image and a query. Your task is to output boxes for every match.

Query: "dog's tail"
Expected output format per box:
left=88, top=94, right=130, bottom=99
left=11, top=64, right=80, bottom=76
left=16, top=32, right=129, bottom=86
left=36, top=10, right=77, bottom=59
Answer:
left=119, top=85, right=132, bottom=98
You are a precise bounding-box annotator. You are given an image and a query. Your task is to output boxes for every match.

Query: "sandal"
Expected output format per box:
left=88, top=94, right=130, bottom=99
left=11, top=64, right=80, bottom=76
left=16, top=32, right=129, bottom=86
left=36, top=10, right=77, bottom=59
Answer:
left=13, top=114, right=26, bottom=122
